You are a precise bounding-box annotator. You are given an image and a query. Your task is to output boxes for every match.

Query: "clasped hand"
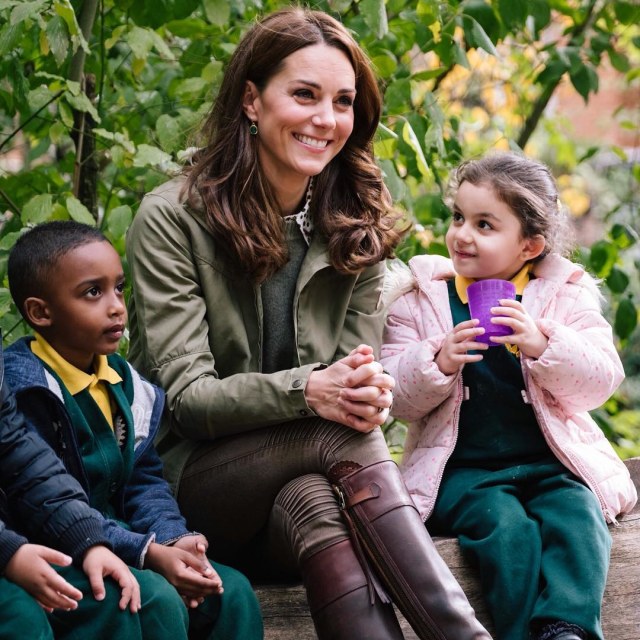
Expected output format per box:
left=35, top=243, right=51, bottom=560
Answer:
left=305, top=344, right=395, bottom=432
left=145, top=535, right=222, bottom=609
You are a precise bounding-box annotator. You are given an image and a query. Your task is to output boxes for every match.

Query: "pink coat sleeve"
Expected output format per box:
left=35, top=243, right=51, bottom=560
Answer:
left=524, top=284, right=624, bottom=414
left=381, top=291, right=458, bottom=422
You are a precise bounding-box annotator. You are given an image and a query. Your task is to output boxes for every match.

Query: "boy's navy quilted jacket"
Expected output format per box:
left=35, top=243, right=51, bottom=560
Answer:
left=5, top=337, right=194, bottom=568
left=0, top=341, right=109, bottom=571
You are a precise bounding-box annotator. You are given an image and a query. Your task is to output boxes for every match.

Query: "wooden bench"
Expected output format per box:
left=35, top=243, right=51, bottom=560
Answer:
left=255, top=457, right=640, bottom=639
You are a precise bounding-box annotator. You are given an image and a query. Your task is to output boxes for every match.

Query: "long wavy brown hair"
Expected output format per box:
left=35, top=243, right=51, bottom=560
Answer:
left=184, top=7, right=406, bottom=282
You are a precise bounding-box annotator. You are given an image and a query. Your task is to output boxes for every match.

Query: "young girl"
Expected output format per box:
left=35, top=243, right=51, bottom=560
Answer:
left=381, top=152, right=637, bottom=640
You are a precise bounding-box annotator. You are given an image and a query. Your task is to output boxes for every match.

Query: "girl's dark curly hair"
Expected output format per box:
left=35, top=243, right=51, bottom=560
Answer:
left=447, top=152, right=574, bottom=260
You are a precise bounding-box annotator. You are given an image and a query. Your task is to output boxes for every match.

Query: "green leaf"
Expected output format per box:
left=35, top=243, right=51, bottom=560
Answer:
left=371, top=53, right=397, bottom=79
left=588, top=240, right=616, bottom=277
left=402, top=121, right=430, bottom=177
left=606, top=267, right=630, bottom=294
left=46, top=15, right=69, bottom=66
left=0, top=21, right=23, bottom=56
left=202, top=60, right=223, bottom=83
left=0, top=289, right=13, bottom=317
left=22, top=194, right=53, bottom=224
left=133, top=144, right=173, bottom=168
left=608, top=49, right=630, bottom=73
left=48, top=120, right=66, bottom=144
left=412, top=68, right=446, bottom=82
left=66, top=196, right=96, bottom=225
left=106, top=205, right=133, bottom=240
left=54, top=0, right=83, bottom=40
left=614, top=298, right=638, bottom=341
left=497, top=0, right=527, bottom=29
left=361, top=0, right=389, bottom=39
left=203, top=0, right=230, bottom=27
left=465, top=16, right=498, bottom=56
left=27, top=86, right=55, bottom=111
left=126, top=26, right=155, bottom=61
left=383, top=78, right=411, bottom=115
left=569, top=62, right=598, bottom=102
left=105, top=25, right=127, bottom=50
left=148, top=29, right=175, bottom=60
left=614, top=1, right=640, bottom=25
left=529, top=0, right=551, bottom=32
left=128, top=0, right=200, bottom=29
left=156, top=114, right=182, bottom=153
left=578, top=146, right=599, bottom=163
left=0, top=231, right=22, bottom=251
left=10, top=0, right=47, bottom=25
left=58, top=99, right=73, bottom=128
left=452, top=41, right=470, bottom=68
left=94, top=128, right=135, bottom=153
left=611, top=224, right=637, bottom=250
left=462, top=0, right=501, bottom=44
left=174, top=77, right=208, bottom=98
left=64, top=91, right=101, bottom=123
left=378, top=158, right=405, bottom=201
left=536, top=59, right=568, bottom=86
left=374, top=137, right=396, bottom=160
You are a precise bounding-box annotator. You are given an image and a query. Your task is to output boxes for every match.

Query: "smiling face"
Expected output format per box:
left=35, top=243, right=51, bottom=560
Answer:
left=446, top=181, right=545, bottom=281
left=25, top=240, right=127, bottom=371
left=242, top=43, right=356, bottom=206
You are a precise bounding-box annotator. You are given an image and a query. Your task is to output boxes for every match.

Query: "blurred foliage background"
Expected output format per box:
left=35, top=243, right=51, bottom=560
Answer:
left=0, top=0, right=638, bottom=455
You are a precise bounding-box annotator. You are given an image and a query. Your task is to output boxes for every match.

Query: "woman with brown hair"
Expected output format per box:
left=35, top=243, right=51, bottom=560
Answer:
left=126, top=7, right=490, bottom=639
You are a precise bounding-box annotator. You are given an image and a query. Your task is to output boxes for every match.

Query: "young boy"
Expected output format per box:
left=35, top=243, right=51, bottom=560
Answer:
left=0, top=337, right=146, bottom=639
left=4, top=221, right=263, bottom=640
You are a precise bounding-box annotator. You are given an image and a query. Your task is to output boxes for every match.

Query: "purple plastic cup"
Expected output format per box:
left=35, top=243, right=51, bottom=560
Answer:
left=467, top=279, right=516, bottom=346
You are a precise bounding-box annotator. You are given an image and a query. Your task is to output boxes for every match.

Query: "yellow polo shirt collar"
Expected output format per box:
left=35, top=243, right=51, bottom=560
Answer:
left=31, top=333, right=122, bottom=428
left=454, top=263, right=531, bottom=304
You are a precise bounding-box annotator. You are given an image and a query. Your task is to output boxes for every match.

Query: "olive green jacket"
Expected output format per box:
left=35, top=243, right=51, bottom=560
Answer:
left=126, top=176, right=386, bottom=490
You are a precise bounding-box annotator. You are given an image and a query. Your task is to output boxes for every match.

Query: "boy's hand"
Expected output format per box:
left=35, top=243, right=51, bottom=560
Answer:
left=487, top=299, right=548, bottom=358
left=171, top=535, right=222, bottom=608
left=5, top=543, right=82, bottom=612
left=82, top=545, right=141, bottom=613
left=435, top=319, right=488, bottom=375
left=144, top=542, right=222, bottom=607
left=171, top=534, right=209, bottom=566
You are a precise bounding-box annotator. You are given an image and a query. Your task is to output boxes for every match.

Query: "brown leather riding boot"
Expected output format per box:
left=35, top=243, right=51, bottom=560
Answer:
left=329, top=460, right=492, bottom=640
left=302, top=538, right=404, bottom=640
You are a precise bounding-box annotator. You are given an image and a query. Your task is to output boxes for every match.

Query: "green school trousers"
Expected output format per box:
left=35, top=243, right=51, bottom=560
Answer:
left=189, top=561, right=264, bottom=640
left=0, top=563, right=189, bottom=640
left=0, top=561, right=261, bottom=640
left=0, top=577, right=53, bottom=640
left=429, top=461, right=610, bottom=640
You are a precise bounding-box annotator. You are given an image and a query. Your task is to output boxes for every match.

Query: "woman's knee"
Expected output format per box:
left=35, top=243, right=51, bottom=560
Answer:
left=272, top=474, right=349, bottom=563
left=308, top=420, right=391, bottom=468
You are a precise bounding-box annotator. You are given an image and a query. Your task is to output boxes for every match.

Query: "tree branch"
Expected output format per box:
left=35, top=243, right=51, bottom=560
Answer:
left=0, top=90, right=64, bottom=153
left=69, top=0, right=100, bottom=83
left=69, top=0, right=100, bottom=214
left=516, top=0, right=600, bottom=149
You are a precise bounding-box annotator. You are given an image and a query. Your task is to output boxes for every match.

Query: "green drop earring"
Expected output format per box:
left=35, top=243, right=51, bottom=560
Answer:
left=249, top=122, right=258, bottom=136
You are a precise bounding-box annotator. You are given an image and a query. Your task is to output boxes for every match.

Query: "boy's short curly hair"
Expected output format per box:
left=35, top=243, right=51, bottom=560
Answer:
left=8, top=220, right=108, bottom=324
